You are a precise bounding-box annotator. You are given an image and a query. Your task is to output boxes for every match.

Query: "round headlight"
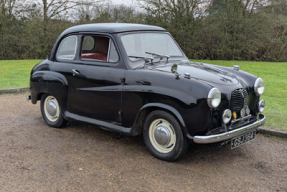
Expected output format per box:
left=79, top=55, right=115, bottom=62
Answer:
left=254, top=78, right=265, bottom=96
left=207, top=88, right=221, bottom=108
left=258, top=99, right=265, bottom=113
left=222, top=109, right=232, bottom=124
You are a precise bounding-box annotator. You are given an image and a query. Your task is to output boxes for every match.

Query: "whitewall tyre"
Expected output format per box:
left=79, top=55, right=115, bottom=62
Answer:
left=40, top=94, right=67, bottom=128
left=143, top=110, right=188, bottom=161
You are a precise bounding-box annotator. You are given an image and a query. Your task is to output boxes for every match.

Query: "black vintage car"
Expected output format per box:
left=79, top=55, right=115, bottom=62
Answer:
left=28, top=23, right=266, bottom=161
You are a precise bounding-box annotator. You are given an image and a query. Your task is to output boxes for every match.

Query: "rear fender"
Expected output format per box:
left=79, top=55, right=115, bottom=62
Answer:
left=31, top=71, right=68, bottom=110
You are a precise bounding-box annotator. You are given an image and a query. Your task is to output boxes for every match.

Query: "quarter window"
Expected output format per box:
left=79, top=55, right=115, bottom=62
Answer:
left=56, top=36, right=77, bottom=60
left=108, top=40, right=119, bottom=62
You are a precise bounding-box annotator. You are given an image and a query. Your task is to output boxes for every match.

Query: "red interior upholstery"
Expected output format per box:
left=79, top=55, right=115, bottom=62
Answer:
left=81, top=53, right=107, bottom=61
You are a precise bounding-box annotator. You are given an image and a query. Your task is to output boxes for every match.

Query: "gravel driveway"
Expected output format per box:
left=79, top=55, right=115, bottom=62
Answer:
left=0, top=93, right=286, bottom=191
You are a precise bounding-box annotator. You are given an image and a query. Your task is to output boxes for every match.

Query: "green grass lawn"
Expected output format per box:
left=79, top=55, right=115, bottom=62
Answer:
left=0, top=60, right=41, bottom=89
left=0, top=59, right=286, bottom=132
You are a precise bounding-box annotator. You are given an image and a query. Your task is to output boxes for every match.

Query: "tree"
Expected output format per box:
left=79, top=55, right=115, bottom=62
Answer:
left=0, top=0, right=22, bottom=59
left=34, top=0, right=77, bottom=57
left=142, top=0, right=208, bottom=58
left=74, top=0, right=97, bottom=23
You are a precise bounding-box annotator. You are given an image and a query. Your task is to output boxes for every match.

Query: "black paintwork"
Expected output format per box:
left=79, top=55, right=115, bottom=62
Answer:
left=30, top=23, right=261, bottom=139
left=60, top=23, right=165, bottom=34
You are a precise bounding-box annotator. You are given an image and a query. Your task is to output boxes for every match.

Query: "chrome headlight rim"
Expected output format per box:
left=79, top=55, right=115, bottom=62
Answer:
left=258, top=99, right=265, bottom=113
left=207, top=88, right=221, bottom=108
left=254, top=78, right=265, bottom=96
left=222, top=109, right=232, bottom=124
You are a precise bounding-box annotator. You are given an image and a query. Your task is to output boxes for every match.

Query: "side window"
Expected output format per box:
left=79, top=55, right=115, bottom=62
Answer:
left=81, top=35, right=119, bottom=63
left=57, top=36, right=77, bottom=60
left=108, top=40, right=119, bottom=62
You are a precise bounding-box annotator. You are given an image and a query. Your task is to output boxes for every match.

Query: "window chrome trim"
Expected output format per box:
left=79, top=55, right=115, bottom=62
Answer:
left=107, top=39, right=111, bottom=62
left=56, top=35, right=78, bottom=60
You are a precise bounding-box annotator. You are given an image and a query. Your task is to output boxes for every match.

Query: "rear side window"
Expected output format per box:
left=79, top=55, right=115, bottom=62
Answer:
left=56, top=36, right=77, bottom=60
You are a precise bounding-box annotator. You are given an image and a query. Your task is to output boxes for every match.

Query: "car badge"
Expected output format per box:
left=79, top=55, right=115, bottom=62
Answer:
left=245, top=107, right=250, bottom=115
left=240, top=108, right=245, bottom=117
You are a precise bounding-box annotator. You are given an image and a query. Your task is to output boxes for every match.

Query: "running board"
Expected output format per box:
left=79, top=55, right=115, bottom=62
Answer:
left=64, top=111, right=134, bottom=135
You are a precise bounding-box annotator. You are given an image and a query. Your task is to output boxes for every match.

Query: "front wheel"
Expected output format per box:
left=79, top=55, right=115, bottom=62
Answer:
left=40, top=94, right=67, bottom=128
left=143, top=110, right=188, bottom=161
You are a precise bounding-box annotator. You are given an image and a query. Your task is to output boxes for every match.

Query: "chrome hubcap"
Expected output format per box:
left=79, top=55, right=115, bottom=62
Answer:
left=149, top=119, right=176, bottom=153
left=46, top=101, right=57, bottom=116
left=154, top=126, right=171, bottom=146
left=44, top=96, right=60, bottom=122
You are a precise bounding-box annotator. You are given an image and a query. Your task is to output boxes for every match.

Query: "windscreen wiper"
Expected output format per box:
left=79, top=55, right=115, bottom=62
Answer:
left=145, top=52, right=170, bottom=62
left=129, top=55, right=154, bottom=62
left=129, top=55, right=155, bottom=70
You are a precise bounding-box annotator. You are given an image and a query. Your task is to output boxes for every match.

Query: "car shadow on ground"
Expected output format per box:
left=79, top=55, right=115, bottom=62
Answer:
left=62, top=120, right=246, bottom=164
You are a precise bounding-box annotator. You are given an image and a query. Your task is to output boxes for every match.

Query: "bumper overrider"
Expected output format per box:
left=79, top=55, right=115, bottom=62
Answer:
left=193, top=114, right=266, bottom=144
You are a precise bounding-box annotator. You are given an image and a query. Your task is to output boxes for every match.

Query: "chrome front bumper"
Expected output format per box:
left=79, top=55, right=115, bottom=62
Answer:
left=193, top=114, right=266, bottom=144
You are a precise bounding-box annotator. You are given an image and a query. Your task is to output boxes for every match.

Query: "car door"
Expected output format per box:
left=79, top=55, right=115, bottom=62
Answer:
left=51, top=34, right=125, bottom=124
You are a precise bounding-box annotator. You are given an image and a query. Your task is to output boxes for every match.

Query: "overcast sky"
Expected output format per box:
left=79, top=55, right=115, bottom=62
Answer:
left=110, top=0, right=140, bottom=6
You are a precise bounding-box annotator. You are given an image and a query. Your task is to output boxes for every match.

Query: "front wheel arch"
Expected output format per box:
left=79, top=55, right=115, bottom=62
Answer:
left=133, top=103, right=189, bottom=138
left=143, top=110, right=189, bottom=161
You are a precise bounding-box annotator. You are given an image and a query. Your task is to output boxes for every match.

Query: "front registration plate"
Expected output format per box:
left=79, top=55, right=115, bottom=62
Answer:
left=231, top=130, right=256, bottom=149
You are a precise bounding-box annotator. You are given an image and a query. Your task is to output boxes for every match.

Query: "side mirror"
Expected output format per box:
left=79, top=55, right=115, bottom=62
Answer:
left=171, top=64, right=179, bottom=79
left=171, top=64, right=178, bottom=73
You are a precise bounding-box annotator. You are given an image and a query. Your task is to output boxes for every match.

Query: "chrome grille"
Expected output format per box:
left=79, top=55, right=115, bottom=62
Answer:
left=230, top=88, right=248, bottom=112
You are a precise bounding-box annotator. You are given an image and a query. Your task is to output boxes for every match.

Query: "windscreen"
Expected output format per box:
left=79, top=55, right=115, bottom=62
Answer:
left=121, top=33, right=183, bottom=61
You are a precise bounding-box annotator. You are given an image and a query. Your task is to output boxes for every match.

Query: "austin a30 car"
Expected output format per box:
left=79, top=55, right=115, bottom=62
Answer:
left=28, top=23, right=266, bottom=161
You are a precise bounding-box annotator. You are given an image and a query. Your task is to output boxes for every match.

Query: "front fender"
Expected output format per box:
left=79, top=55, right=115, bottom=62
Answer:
left=135, top=103, right=192, bottom=139
left=122, top=69, right=213, bottom=137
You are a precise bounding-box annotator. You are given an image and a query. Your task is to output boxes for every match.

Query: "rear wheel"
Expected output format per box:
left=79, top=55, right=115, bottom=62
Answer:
left=40, top=94, right=67, bottom=128
left=143, top=110, right=188, bottom=161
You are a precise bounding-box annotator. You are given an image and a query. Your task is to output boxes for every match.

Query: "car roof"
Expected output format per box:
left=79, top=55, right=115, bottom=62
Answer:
left=61, top=23, right=166, bottom=35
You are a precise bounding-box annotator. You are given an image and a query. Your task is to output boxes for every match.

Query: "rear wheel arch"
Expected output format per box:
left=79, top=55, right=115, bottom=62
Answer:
left=31, top=71, right=68, bottom=104
left=35, top=88, right=68, bottom=117
left=40, top=93, right=67, bottom=128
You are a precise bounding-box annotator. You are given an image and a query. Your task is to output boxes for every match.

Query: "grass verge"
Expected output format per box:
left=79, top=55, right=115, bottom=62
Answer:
left=0, top=60, right=41, bottom=89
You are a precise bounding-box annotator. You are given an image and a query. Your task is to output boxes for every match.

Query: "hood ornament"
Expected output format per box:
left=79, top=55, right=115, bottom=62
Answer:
left=234, top=65, right=239, bottom=71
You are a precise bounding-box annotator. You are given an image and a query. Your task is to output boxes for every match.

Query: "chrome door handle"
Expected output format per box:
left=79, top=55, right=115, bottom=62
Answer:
left=72, top=69, right=80, bottom=75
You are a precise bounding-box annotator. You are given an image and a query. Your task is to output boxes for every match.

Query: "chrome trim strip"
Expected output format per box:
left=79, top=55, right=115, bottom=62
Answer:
left=193, top=114, right=266, bottom=144
left=107, top=39, right=111, bottom=62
